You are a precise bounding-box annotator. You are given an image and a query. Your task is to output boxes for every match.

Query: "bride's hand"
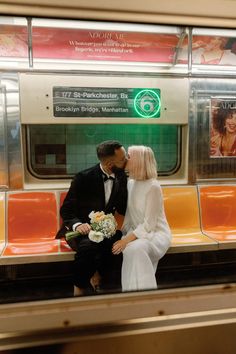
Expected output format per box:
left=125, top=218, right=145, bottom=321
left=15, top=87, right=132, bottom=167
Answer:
left=112, top=240, right=127, bottom=255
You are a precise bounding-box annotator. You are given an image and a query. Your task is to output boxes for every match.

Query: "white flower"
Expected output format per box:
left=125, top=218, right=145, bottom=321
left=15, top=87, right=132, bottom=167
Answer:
left=65, top=211, right=117, bottom=243
left=88, top=211, right=96, bottom=220
left=89, top=211, right=117, bottom=241
left=88, top=230, right=104, bottom=243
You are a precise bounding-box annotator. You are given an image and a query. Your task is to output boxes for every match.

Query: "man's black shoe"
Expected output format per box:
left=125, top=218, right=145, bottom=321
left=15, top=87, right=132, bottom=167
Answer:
left=83, top=284, right=96, bottom=296
left=94, top=285, right=106, bottom=294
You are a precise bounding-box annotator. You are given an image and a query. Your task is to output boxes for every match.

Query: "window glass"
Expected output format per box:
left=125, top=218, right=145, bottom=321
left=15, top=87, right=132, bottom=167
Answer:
left=27, top=124, right=180, bottom=178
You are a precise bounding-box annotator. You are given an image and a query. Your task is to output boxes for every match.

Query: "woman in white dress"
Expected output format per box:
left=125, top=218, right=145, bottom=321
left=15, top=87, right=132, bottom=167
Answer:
left=112, top=146, right=172, bottom=292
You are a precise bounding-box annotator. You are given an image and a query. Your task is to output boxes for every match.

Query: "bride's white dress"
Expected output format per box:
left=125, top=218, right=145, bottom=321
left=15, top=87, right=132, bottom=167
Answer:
left=121, top=178, right=172, bottom=292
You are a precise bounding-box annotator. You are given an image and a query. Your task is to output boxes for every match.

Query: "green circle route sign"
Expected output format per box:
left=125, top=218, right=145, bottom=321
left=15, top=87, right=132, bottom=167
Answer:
left=134, top=89, right=161, bottom=118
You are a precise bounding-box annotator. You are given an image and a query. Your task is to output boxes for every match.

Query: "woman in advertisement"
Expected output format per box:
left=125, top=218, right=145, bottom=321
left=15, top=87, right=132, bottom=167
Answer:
left=210, top=99, right=236, bottom=157
left=179, top=36, right=236, bottom=66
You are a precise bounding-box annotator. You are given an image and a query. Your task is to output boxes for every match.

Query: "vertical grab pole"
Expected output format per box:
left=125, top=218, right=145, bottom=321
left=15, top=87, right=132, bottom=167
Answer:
left=27, top=17, right=34, bottom=68
left=0, top=85, right=9, bottom=190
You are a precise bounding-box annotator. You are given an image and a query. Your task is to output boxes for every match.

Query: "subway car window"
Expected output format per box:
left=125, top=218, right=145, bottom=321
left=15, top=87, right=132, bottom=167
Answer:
left=1, top=2, right=236, bottom=351
left=27, top=124, right=180, bottom=178
left=1, top=14, right=236, bottom=343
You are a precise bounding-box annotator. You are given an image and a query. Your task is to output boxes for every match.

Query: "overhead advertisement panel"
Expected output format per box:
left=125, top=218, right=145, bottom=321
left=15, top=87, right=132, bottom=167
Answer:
left=32, top=27, right=179, bottom=63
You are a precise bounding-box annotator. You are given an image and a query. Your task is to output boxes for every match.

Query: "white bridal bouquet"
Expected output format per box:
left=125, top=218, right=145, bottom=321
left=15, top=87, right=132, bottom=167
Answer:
left=65, top=211, right=117, bottom=243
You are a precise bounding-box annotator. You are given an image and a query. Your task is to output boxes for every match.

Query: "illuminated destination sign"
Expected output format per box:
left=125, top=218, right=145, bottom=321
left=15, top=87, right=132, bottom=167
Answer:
left=53, top=87, right=161, bottom=118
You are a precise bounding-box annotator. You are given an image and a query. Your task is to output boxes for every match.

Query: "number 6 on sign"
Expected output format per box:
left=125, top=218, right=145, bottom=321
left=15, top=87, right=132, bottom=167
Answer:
left=134, top=89, right=161, bottom=118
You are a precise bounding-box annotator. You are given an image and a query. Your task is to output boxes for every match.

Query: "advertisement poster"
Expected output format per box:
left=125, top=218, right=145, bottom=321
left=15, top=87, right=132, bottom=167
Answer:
left=191, top=36, right=236, bottom=65
left=1, top=24, right=236, bottom=66
left=32, top=27, right=179, bottom=63
left=210, top=98, right=236, bottom=157
left=0, top=25, right=28, bottom=57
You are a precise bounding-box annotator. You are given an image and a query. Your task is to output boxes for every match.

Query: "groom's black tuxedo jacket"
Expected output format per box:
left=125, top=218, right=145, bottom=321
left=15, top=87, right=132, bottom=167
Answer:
left=56, top=164, right=127, bottom=238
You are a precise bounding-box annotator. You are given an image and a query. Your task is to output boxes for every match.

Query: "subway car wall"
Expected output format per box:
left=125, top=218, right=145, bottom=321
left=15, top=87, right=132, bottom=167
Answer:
left=1, top=16, right=236, bottom=285
left=0, top=13, right=236, bottom=354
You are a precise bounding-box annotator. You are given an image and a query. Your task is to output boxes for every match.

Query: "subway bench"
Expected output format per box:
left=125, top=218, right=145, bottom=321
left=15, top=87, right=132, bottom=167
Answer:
left=1, top=185, right=236, bottom=265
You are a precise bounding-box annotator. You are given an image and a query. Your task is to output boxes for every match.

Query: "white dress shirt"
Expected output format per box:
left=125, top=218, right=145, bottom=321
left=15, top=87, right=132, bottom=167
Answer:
left=72, top=165, right=115, bottom=231
left=100, top=164, right=115, bottom=205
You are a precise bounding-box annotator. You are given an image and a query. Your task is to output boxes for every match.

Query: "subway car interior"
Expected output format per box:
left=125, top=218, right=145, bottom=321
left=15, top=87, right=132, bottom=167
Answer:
left=0, top=1, right=236, bottom=353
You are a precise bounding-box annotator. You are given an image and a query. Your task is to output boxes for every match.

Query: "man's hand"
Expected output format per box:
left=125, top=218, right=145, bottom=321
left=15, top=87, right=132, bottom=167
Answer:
left=76, top=223, right=91, bottom=235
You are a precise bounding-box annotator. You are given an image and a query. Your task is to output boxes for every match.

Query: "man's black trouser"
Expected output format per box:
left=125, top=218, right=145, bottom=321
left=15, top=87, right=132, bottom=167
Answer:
left=66, top=231, right=122, bottom=289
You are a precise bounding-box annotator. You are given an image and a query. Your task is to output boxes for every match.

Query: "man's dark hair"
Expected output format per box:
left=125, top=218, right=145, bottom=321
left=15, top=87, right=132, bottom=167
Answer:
left=96, top=140, right=123, bottom=160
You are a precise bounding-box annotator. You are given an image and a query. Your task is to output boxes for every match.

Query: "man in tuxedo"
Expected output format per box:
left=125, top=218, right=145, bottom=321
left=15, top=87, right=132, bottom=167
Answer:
left=57, top=140, right=128, bottom=296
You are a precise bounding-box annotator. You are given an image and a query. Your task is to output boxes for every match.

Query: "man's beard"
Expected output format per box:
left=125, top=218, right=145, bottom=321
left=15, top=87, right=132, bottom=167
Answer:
left=111, top=165, right=125, bottom=175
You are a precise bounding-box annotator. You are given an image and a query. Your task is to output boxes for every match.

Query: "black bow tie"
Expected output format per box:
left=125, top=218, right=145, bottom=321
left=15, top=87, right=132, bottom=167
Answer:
left=103, top=173, right=115, bottom=182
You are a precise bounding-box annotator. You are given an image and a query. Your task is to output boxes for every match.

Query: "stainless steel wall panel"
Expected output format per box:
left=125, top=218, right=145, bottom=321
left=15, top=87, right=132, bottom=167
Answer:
left=0, top=85, right=8, bottom=189
left=0, top=73, right=23, bottom=190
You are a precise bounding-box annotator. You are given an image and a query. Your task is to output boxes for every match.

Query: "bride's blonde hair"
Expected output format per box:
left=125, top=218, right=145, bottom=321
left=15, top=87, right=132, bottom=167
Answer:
left=128, top=145, right=157, bottom=180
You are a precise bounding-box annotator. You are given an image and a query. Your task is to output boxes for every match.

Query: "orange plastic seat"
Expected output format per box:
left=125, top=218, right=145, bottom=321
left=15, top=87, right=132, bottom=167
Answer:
left=59, top=191, right=67, bottom=212
left=59, top=190, right=67, bottom=230
left=199, top=185, right=236, bottom=249
left=162, top=186, right=218, bottom=253
left=114, top=212, right=124, bottom=231
left=60, top=238, right=74, bottom=252
left=0, top=192, right=5, bottom=253
left=3, top=192, right=59, bottom=256
left=59, top=191, right=74, bottom=253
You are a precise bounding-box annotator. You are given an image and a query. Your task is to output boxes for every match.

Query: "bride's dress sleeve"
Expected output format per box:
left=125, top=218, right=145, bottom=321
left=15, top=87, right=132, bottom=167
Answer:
left=121, top=209, right=131, bottom=234
left=133, top=184, right=163, bottom=240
